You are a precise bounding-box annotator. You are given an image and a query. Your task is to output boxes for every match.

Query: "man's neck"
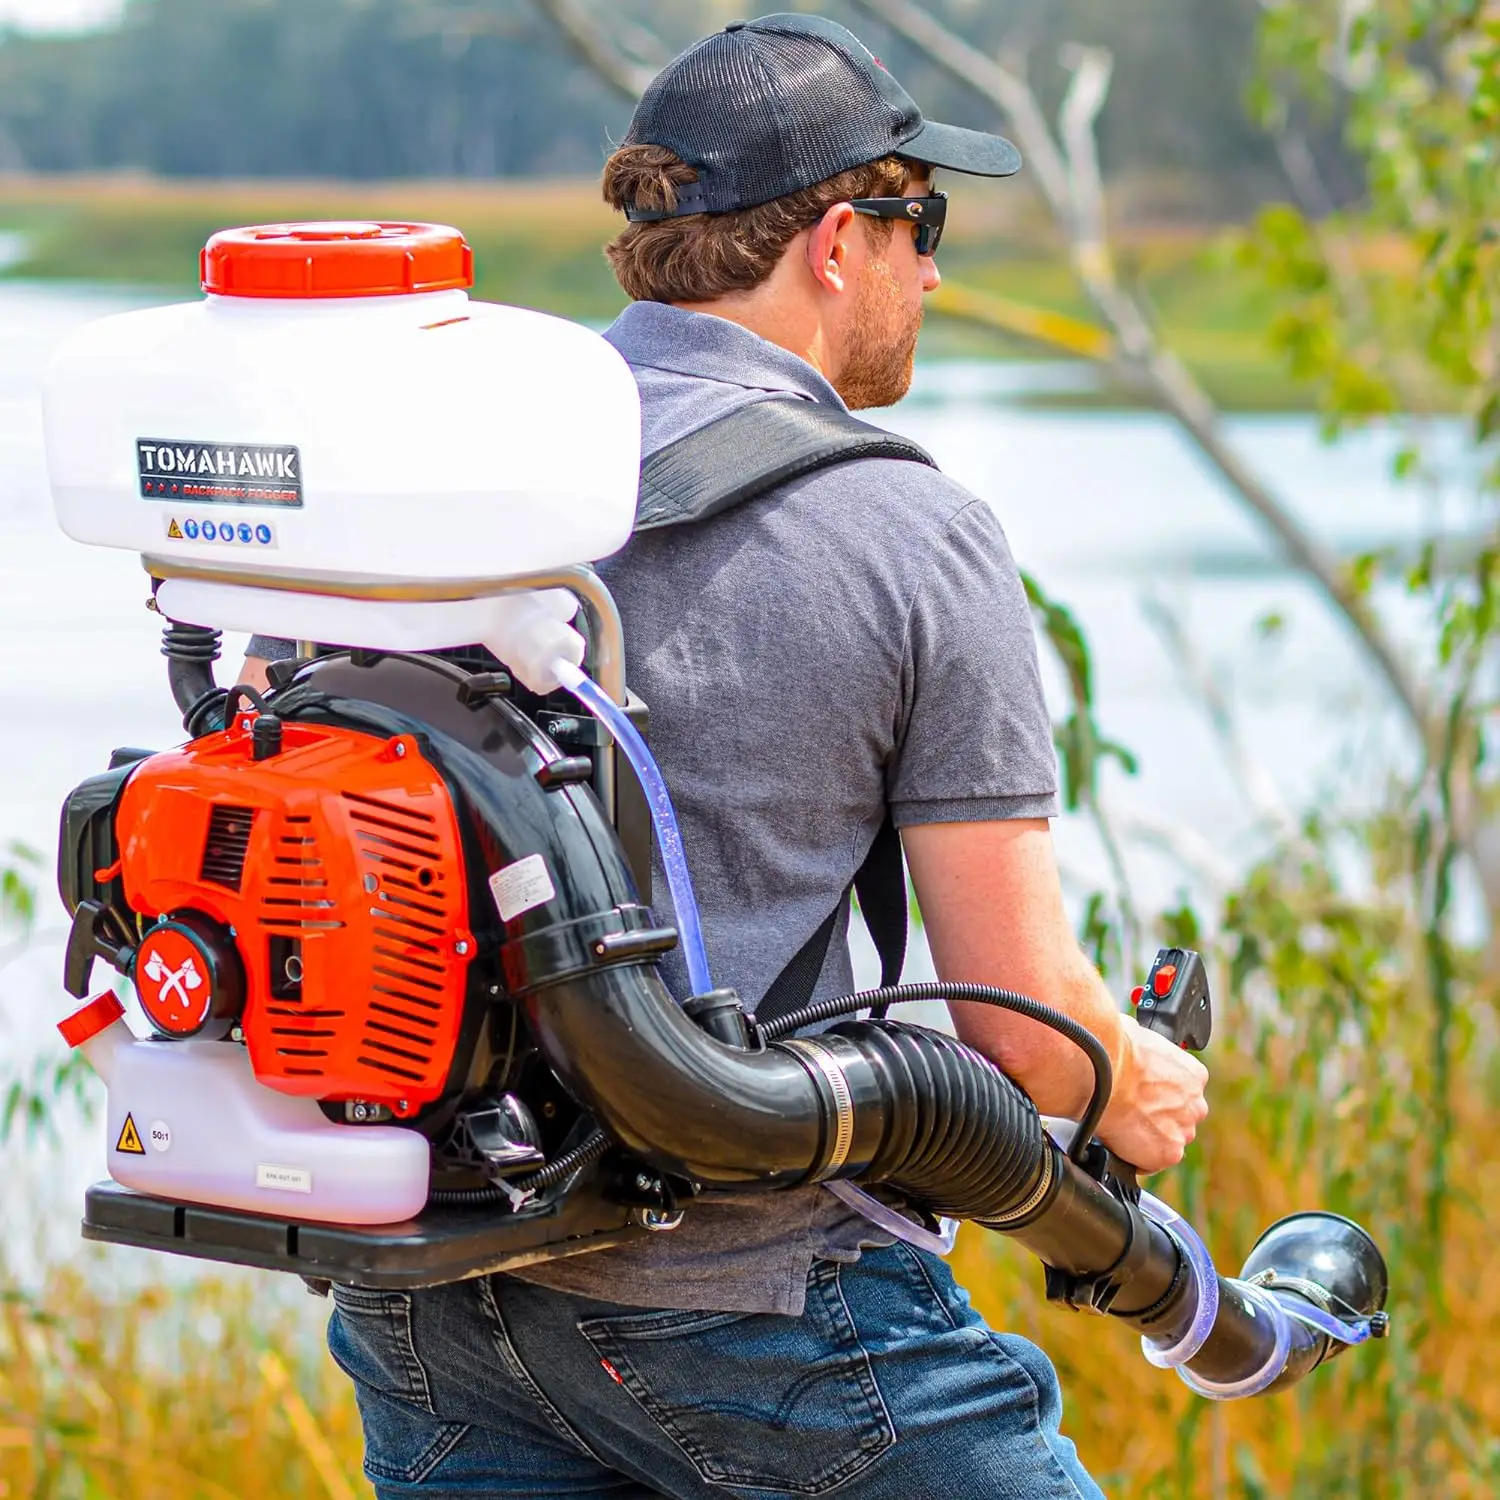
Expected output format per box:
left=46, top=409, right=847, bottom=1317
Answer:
left=671, top=296, right=837, bottom=388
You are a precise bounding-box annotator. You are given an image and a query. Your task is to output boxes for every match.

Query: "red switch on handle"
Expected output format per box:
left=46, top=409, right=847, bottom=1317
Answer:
left=1134, top=949, right=1212, bottom=1052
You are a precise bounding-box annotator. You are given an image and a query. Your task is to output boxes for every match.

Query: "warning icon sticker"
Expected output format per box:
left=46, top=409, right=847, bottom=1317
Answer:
left=115, top=1113, right=145, bottom=1155
left=167, top=518, right=184, bottom=540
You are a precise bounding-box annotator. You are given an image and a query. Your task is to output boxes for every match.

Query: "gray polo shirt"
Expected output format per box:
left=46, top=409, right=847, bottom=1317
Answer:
left=252, top=302, right=1059, bottom=1315
left=509, top=302, right=1059, bottom=1314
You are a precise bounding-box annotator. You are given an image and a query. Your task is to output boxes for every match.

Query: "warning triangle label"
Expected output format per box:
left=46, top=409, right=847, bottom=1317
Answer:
left=167, top=518, right=184, bottom=540
left=115, top=1113, right=145, bottom=1155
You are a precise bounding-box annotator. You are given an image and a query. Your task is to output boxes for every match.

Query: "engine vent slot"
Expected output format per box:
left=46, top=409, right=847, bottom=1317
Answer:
left=200, top=804, right=256, bottom=891
left=346, top=792, right=456, bottom=1088
left=259, top=818, right=346, bottom=934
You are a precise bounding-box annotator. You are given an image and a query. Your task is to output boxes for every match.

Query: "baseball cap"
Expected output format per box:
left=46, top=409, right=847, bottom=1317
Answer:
left=622, top=13, right=1021, bottom=221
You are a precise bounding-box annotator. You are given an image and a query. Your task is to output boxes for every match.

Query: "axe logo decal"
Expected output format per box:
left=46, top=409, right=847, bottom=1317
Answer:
left=134, top=923, right=219, bottom=1035
left=142, top=949, right=203, bottom=1011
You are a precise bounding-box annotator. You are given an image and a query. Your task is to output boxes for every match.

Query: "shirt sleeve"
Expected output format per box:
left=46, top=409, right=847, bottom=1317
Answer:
left=889, top=499, right=1060, bottom=827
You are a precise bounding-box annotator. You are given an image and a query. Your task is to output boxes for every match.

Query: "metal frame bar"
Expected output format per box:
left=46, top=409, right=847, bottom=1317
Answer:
left=145, top=555, right=628, bottom=815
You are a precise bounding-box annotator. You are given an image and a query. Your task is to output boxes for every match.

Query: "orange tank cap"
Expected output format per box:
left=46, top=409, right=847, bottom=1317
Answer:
left=58, top=990, right=126, bottom=1049
left=200, top=221, right=474, bottom=299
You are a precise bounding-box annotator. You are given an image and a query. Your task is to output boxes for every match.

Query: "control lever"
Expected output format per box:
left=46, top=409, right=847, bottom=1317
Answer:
left=1131, top=947, right=1212, bottom=1052
left=1042, top=947, right=1214, bottom=1228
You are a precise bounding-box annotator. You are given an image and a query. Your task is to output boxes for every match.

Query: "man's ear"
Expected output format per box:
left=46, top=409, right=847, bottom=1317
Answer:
left=805, top=203, right=859, bottom=295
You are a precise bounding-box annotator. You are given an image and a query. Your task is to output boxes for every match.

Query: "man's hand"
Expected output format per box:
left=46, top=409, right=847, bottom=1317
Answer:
left=1096, top=1015, right=1208, bottom=1175
left=903, top=817, right=1209, bottom=1177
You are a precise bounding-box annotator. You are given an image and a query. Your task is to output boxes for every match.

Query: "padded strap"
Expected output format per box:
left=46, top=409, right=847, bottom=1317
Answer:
left=635, top=397, right=936, bottom=533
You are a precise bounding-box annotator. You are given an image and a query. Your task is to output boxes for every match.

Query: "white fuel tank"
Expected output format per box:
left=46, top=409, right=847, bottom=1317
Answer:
left=42, top=222, right=640, bottom=585
left=60, top=993, right=431, bottom=1227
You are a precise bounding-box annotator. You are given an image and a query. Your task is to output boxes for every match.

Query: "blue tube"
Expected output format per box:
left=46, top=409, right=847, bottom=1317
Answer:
left=553, top=659, right=714, bottom=998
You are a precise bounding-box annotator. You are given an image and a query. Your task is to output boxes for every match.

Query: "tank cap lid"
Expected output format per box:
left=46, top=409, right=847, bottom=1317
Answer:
left=58, top=990, right=126, bottom=1049
left=201, top=221, right=474, bottom=299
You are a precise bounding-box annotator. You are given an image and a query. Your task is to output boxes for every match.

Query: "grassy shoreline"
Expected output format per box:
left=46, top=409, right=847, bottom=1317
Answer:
left=0, top=172, right=1310, bottom=409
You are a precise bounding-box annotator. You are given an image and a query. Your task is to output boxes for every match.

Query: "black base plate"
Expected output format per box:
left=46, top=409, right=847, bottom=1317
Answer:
left=82, top=1179, right=640, bottom=1289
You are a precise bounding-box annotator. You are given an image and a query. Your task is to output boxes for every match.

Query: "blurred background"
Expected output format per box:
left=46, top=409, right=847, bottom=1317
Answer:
left=0, top=1, right=1496, bottom=1496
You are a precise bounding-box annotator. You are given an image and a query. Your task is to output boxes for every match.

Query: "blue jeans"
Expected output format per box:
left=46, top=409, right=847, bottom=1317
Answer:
left=328, top=1242, right=1105, bottom=1498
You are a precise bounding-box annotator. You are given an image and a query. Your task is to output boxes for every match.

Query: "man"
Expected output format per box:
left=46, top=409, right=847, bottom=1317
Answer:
left=248, top=15, right=1207, bottom=1497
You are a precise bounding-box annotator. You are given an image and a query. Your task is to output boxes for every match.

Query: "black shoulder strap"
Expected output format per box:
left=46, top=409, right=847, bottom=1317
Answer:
left=635, top=396, right=936, bottom=533
left=633, top=396, right=928, bottom=1024
left=756, top=816, right=907, bottom=1027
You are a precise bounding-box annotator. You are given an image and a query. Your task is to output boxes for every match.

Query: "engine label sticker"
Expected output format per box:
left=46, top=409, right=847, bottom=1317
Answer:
left=149, top=1119, right=172, bottom=1154
left=138, top=438, right=303, bottom=507
left=489, top=854, right=556, bottom=923
left=115, top=1113, right=145, bottom=1155
left=256, top=1163, right=313, bottom=1194
left=164, top=513, right=278, bottom=548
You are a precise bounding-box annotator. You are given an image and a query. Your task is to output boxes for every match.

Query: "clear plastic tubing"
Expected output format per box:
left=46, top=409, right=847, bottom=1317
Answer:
left=1139, top=1191, right=1220, bottom=1370
left=826, top=1179, right=960, bottom=1257
left=1139, top=1191, right=1290, bottom=1397
left=1137, top=1191, right=1375, bottom=1400
left=553, top=659, right=714, bottom=998
left=1176, top=1280, right=1292, bottom=1400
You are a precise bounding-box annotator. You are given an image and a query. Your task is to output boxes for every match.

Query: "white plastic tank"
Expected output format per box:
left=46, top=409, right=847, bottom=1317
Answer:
left=42, top=221, right=641, bottom=585
left=61, top=992, right=431, bottom=1226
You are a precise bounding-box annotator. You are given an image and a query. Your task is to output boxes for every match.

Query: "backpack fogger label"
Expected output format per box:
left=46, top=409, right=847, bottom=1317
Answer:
left=137, top=438, right=303, bottom=507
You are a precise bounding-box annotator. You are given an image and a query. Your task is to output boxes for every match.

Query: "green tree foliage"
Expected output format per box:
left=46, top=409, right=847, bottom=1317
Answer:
left=1242, top=1, right=1498, bottom=895
left=0, top=843, right=96, bottom=1145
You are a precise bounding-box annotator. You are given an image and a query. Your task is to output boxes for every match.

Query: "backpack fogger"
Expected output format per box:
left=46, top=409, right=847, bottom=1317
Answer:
left=43, top=223, right=1387, bottom=1401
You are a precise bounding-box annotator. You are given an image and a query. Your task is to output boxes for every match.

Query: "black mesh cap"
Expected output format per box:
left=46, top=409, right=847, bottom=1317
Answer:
left=621, top=13, right=1021, bottom=220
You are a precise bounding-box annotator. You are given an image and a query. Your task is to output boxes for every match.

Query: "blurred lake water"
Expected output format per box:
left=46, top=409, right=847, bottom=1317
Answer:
left=0, top=279, right=1469, bottom=1264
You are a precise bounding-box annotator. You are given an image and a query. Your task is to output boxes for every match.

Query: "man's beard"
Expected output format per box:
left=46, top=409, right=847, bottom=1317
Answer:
left=834, top=257, right=923, bottom=411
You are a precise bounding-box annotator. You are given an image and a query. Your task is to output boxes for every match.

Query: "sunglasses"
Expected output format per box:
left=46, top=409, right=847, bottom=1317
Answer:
left=848, top=191, right=948, bottom=256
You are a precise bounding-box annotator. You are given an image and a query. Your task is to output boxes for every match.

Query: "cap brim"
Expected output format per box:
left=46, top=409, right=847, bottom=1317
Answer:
left=902, top=119, right=1021, bottom=178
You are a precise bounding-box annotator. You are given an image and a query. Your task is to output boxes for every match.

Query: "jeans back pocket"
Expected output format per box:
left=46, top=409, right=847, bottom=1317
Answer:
left=578, top=1262, right=894, bottom=1495
left=328, top=1284, right=471, bottom=1486
left=328, top=1283, right=437, bottom=1413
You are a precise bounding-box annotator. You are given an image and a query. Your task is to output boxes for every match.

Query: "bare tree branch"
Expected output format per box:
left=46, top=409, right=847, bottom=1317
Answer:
left=530, top=0, right=657, bottom=102
left=1139, top=597, right=1303, bottom=847
left=1056, top=44, right=1112, bottom=260
left=845, top=0, right=1431, bottom=745
left=1107, top=804, right=1238, bottom=894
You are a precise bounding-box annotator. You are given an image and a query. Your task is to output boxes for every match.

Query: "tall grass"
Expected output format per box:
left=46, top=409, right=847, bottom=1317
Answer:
left=0, top=1265, right=370, bottom=1499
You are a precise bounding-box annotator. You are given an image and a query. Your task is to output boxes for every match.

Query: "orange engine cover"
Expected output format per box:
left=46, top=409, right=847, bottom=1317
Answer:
left=116, top=715, right=475, bottom=1117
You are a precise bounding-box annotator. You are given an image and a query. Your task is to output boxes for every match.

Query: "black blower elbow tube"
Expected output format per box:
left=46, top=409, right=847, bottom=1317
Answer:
left=1002, top=1147, right=1367, bottom=1393
left=527, top=967, right=1380, bottom=1395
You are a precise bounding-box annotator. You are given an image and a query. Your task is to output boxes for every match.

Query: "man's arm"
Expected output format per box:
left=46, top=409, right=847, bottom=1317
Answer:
left=903, top=817, right=1208, bottom=1174
left=239, top=656, right=274, bottom=692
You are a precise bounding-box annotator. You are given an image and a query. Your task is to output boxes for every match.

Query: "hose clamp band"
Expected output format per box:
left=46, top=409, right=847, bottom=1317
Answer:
left=782, top=1038, right=856, bottom=1175
left=977, top=1146, right=1055, bottom=1227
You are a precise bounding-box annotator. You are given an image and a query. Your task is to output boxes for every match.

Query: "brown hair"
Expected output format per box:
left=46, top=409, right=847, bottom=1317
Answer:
left=602, top=144, right=911, bottom=304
